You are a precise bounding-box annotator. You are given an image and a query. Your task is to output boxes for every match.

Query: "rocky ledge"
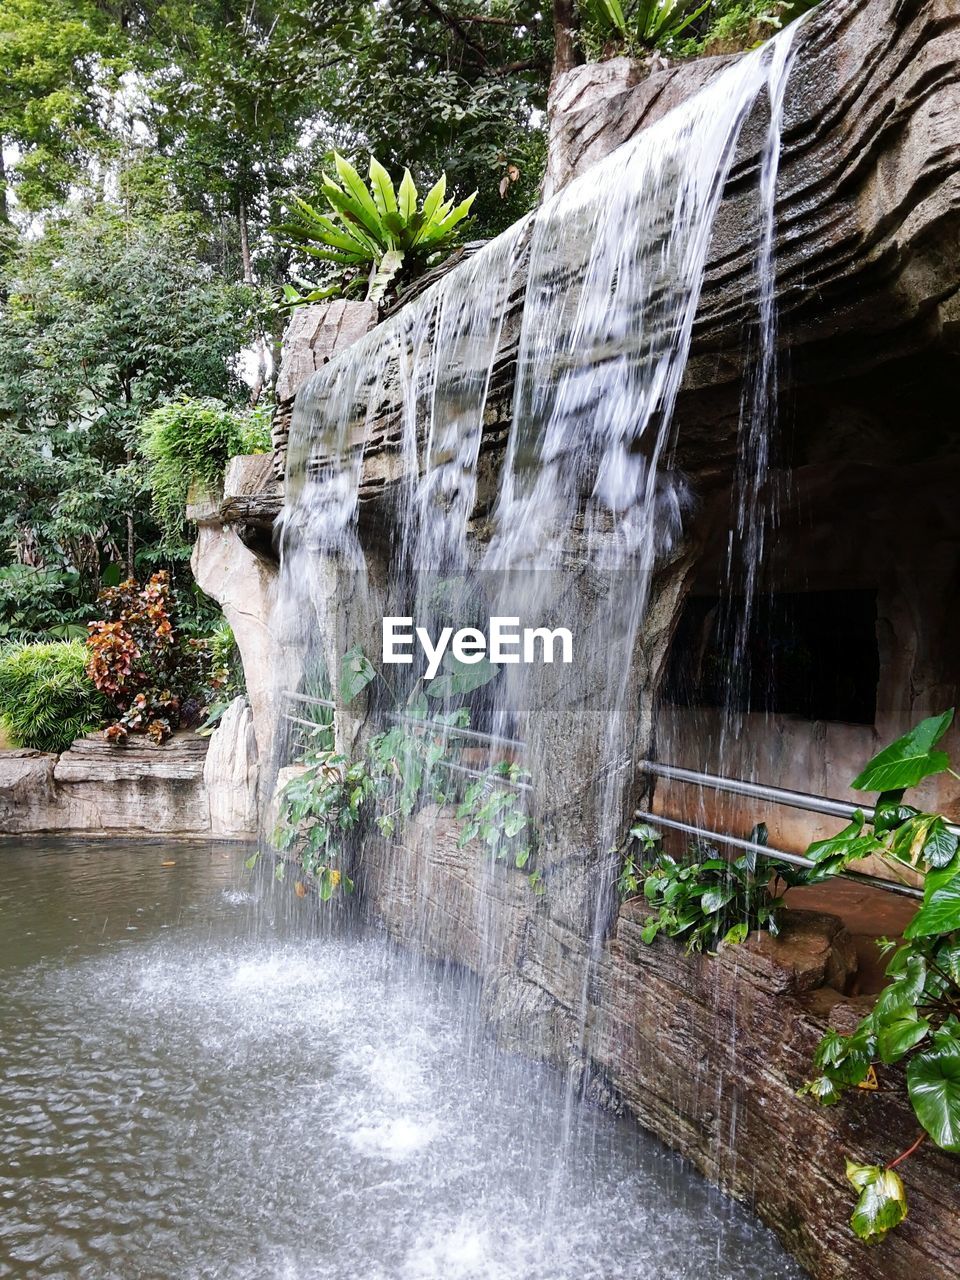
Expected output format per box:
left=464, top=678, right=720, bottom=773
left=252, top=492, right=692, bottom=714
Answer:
left=361, top=807, right=959, bottom=1280
left=220, top=0, right=959, bottom=535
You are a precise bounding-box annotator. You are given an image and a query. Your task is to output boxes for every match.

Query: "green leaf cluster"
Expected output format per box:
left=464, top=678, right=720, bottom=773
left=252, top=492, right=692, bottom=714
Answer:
left=0, top=639, right=107, bottom=752
left=272, top=747, right=376, bottom=897
left=631, top=826, right=790, bottom=952
left=800, top=710, right=960, bottom=1242
left=141, top=398, right=271, bottom=548
left=278, top=153, right=476, bottom=307
left=456, top=761, right=537, bottom=882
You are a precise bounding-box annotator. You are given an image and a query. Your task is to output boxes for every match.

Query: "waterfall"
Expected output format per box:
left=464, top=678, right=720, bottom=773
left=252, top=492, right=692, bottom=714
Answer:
left=274, top=17, right=805, bottom=1077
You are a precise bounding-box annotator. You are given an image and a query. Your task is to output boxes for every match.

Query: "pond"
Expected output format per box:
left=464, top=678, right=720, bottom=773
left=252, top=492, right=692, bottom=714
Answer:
left=0, top=839, right=805, bottom=1280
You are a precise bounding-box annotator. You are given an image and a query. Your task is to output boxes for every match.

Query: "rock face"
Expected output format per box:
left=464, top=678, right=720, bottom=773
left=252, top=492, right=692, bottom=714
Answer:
left=0, top=734, right=210, bottom=835
left=0, top=713, right=259, bottom=839
left=191, top=519, right=279, bottom=765
left=271, top=299, right=378, bottom=479
left=273, top=0, right=958, bottom=516
left=204, top=697, right=259, bottom=838
left=543, top=52, right=733, bottom=198
left=0, top=751, right=58, bottom=833
left=362, top=813, right=959, bottom=1280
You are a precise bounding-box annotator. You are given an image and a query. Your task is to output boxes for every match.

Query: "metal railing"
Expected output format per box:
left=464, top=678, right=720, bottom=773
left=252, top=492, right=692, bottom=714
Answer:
left=636, top=761, right=927, bottom=901
left=638, top=760, right=960, bottom=837
left=276, top=691, right=932, bottom=898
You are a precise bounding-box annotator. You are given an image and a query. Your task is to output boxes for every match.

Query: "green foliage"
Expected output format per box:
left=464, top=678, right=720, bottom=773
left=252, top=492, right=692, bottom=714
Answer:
left=368, top=709, right=465, bottom=827
left=456, top=761, right=538, bottom=884
left=629, top=824, right=790, bottom=952
left=851, top=710, right=954, bottom=792
left=339, top=643, right=378, bottom=703
left=845, top=1162, right=908, bottom=1245
left=0, top=0, right=118, bottom=215
left=579, top=0, right=712, bottom=55
left=272, top=747, right=377, bottom=897
left=141, top=398, right=271, bottom=547
left=195, top=620, right=246, bottom=734
left=0, top=639, right=106, bottom=752
left=0, top=199, right=259, bottom=630
left=279, top=154, right=476, bottom=307
left=0, top=565, right=87, bottom=640
left=801, top=712, right=960, bottom=1242
left=425, top=653, right=500, bottom=700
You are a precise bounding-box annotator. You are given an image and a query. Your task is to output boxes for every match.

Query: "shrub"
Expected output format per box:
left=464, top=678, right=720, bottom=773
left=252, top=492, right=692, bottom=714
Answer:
left=141, top=398, right=271, bottom=548
left=86, top=571, right=215, bottom=744
left=0, top=640, right=107, bottom=753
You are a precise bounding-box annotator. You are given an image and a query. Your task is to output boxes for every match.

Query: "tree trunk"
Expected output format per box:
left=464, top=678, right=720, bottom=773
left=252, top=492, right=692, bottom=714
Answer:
left=125, top=513, right=135, bottom=580
left=238, top=196, right=254, bottom=285
left=0, top=145, right=8, bottom=226
left=552, top=0, right=581, bottom=82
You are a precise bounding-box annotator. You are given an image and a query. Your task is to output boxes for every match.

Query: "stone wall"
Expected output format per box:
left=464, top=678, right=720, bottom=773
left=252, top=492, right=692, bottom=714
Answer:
left=361, top=811, right=960, bottom=1280
left=0, top=698, right=257, bottom=839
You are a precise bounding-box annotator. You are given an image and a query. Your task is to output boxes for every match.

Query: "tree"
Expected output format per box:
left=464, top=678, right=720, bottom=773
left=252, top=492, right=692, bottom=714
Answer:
left=0, top=0, right=117, bottom=222
left=0, top=196, right=260, bottom=628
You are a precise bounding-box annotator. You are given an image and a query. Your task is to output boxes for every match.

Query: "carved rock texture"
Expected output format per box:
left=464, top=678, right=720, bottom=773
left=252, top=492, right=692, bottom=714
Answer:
left=204, top=697, right=259, bottom=838
left=272, top=300, right=377, bottom=478
left=191, top=524, right=279, bottom=763
left=362, top=812, right=959, bottom=1280
left=293, top=0, right=960, bottom=514
left=0, top=734, right=209, bottom=835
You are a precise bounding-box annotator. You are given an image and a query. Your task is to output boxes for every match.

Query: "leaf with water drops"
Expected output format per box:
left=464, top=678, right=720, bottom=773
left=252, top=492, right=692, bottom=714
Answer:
left=851, top=709, right=954, bottom=792
left=846, top=1162, right=908, bottom=1243
left=906, top=1035, right=960, bottom=1152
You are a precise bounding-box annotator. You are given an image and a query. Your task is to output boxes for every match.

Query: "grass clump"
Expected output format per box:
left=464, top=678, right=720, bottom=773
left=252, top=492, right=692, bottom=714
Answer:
left=0, top=640, right=107, bottom=753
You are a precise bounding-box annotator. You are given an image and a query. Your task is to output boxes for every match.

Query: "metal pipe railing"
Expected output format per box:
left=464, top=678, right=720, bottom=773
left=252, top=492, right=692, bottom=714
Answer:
left=387, top=712, right=525, bottom=752
left=284, top=692, right=336, bottom=710
left=638, top=759, right=960, bottom=838
left=633, top=809, right=923, bottom=901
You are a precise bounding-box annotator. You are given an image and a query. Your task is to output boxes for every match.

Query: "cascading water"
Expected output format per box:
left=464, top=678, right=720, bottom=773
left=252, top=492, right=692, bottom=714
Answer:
left=267, top=17, right=810, bottom=1278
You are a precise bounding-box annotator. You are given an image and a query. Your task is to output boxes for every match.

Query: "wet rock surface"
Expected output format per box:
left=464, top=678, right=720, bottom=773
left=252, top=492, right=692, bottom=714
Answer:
left=362, top=815, right=960, bottom=1280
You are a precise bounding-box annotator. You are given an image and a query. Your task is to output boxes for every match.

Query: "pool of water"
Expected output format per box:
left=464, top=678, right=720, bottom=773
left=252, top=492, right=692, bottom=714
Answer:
left=0, top=839, right=806, bottom=1280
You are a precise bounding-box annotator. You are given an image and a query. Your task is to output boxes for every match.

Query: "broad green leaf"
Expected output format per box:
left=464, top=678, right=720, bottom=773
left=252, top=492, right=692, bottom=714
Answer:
left=922, top=816, right=959, bottom=869
left=416, top=192, right=476, bottom=246
left=397, top=168, right=418, bottom=222
left=723, top=922, right=749, bottom=946
left=906, top=1036, right=960, bottom=1151
left=889, top=813, right=939, bottom=867
left=339, top=644, right=376, bottom=703
left=806, top=813, right=878, bottom=870
left=425, top=654, right=499, bottom=699
left=333, top=151, right=385, bottom=237
left=701, top=886, right=734, bottom=914
left=851, top=710, right=954, bottom=792
left=877, top=1015, right=930, bottom=1064
left=368, top=156, right=398, bottom=219
left=801, top=1074, right=842, bottom=1105
left=936, top=941, right=960, bottom=986
left=846, top=1163, right=908, bottom=1243
left=420, top=173, right=447, bottom=225
left=320, top=178, right=384, bottom=249
left=904, top=868, right=960, bottom=938
left=872, top=795, right=918, bottom=835
left=874, top=953, right=926, bottom=1017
